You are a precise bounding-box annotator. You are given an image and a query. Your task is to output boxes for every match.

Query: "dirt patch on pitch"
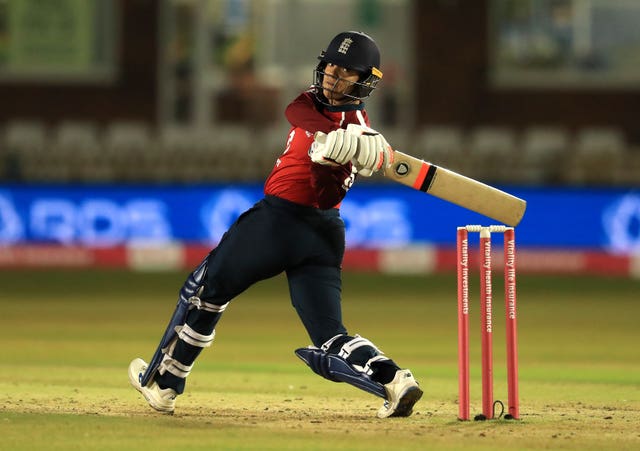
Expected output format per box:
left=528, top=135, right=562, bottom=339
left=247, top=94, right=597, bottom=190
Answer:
left=3, top=391, right=640, bottom=450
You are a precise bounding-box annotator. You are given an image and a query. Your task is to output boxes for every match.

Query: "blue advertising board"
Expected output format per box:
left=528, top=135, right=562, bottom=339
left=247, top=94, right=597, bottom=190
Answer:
left=0, top=183, right=638, bottom=254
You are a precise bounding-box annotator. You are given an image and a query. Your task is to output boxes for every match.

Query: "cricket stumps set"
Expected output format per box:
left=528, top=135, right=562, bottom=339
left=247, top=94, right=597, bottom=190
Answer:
left=383, top=143, right=524, bottom=419
left=456, top=225, right=519, bottom=421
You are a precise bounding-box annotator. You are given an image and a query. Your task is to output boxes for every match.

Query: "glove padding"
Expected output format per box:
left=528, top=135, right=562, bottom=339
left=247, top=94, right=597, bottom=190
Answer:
left=346, top=124, right=392, bottom=177
left=310, top=128, right=359, bottom=166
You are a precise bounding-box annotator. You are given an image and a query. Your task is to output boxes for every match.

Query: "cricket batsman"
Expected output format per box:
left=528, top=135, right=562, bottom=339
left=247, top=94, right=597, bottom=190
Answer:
left=129, top=31, right=423, bottom=418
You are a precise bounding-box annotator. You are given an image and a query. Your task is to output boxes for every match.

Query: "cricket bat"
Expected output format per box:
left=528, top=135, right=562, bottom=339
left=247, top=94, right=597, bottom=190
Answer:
left=385, top=150, right=526, bottom=226
left=313, top=131, right=526, bottom=226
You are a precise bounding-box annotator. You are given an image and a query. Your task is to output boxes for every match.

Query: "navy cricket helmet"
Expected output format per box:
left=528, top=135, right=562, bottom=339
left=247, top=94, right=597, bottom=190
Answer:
left=313, top=31, right=383, bottom=103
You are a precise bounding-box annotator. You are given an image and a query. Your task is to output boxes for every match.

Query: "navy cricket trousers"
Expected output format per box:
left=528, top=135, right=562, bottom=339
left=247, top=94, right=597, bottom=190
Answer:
left=198, top=194, right=348, bottom=346
left=154, top=195, right=350, bottom=392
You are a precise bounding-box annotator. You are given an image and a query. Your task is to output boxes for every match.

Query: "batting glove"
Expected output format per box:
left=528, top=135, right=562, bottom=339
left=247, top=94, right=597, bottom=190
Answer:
left=310, top=128, right=359, bottom=166
left=346, top=124, right=393, bottom=177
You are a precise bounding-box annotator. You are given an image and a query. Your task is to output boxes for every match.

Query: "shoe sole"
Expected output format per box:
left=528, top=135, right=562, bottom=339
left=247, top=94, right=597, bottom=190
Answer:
left=139, top=389, right=175, bottom=414
left=388, top=386, right=424, bottom=418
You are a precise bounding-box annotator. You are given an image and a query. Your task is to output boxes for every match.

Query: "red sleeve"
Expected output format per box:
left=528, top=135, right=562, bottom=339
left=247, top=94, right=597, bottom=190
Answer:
left=285, top=92, right=340, bottom=134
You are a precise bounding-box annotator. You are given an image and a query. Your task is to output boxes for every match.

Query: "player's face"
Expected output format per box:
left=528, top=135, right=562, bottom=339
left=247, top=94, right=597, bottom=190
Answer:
left=322, top=63, right=361, bottom=105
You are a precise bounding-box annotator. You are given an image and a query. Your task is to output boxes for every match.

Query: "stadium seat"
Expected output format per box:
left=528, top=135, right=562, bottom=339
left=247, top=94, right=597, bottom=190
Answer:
left=567, top=127, right=627, bottom=185
left=574, top=127, right=626, bottom=156
left=103, top=121, right=154, bottom=181
left=520, top=126, right=570, bottom=184
left=415, top=125, right=466, bottom=168
left=52, top=121, right=102, bottom=154
left=3, top=120, right=48, bottom=155
left=209, top=125, right=254, bottom=180
left=49, top=121, right=103, bottom=182
left=467, top=126, right=518, bottom=182
left=3, top=120, right=49, bottom=182
left=104, top=121, right=152, bottom=153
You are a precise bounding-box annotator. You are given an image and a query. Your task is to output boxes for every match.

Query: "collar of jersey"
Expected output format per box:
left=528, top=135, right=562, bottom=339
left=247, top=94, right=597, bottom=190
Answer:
left=325, top=102, right=365, bottom=113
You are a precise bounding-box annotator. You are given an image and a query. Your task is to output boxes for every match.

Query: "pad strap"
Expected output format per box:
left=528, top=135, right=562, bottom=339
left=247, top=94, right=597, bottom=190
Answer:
left=158, top=339, right=195, bottom=378
left=320, top=334, right=345, bottom=352
left=337, top=336, right=381, bottom=358
left=158, top=354, right=194, bottom=378
left=178, top=324, right=215, bottom=348
left=363, top=354, right=392, bottom=375
left=322, top=334, right=389, bottom=376
left=199, top=301, right=229, bottom=313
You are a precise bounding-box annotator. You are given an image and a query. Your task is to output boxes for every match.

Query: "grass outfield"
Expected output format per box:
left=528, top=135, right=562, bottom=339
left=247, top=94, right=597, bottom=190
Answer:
left=0, top=269, right=639, bottom=450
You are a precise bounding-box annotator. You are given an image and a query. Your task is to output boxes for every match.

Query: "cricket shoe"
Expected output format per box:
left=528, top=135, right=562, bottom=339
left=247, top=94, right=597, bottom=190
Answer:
left=377, top=369, right=423, bottom=418
left=128, top=358, right=177, bottom=414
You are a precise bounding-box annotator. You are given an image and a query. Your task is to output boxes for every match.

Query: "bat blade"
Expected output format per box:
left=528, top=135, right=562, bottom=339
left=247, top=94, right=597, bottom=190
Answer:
left=384, top=150, right=526, bottom=226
